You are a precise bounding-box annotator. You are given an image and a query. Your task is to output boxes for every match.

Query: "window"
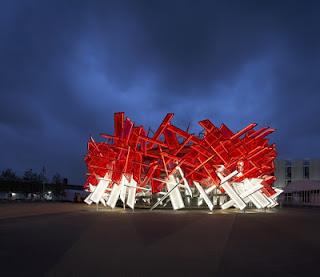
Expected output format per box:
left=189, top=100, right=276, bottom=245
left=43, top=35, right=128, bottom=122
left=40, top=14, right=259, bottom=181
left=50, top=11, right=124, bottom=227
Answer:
left=286, top=166, right=292, bottom=178
left=303, top=166, right=309, bottom=179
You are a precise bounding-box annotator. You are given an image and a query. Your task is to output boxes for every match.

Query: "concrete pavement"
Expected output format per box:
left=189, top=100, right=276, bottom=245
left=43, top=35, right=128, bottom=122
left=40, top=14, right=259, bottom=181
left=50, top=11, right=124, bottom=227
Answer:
left=0, top=203, right=319, bottom=276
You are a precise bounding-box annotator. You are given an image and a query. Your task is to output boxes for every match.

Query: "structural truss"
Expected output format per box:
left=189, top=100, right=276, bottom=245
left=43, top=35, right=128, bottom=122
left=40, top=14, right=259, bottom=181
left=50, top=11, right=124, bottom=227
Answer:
left=84, top=112, right=282, bottom=211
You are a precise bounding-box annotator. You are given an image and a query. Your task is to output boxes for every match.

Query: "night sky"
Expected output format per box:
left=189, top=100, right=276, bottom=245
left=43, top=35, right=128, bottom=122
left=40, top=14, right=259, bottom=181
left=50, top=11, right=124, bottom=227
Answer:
left=1, top=0, right=320, bottom=184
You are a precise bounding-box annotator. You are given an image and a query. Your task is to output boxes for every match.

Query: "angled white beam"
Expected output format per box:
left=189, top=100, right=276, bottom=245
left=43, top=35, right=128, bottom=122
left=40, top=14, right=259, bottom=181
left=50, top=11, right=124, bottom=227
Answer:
left=166, top=175, right=185, bottom=210
left=205, top=184, right=217, bottom=194
left=194, top=181, right=213, bottom=211
left=242, top=179, right=263, bottom=208
left=120, top=177, right=127, bottom=203
left=221, top=200, right=235, bottom=209
left=222, top=180, right=264, bottom=209
left=84, top=193, right=93, bottom=205
left=126, top=178, right=137, bottom=210
left=218, top=170, right=239, bottom=184
left=106, top=183, right=121, bottom=208
left=265, top=188, right=283, bottom=208
left=90, top=173, right=110, bottom=204
left=107, top=183, right=121, bottom=209
left=84, top=183, right=97, bottom=205
left=197, top=184, right=217, bottom=204
left=107, top=176, right=126, bottom=208
left=100, top=197, right=106, bottom=206
left=250, top=189, right=270, bottom=208
left=176, top=167, right=192, bottom=197
left=216, top=170, right=246, bottom=210
left=150, top=175, right=183, bottom=210
left=240, top=183, right=263, bottom=199
left=270, top=188, right=283, bottom=200
left=221, top=181, right=246, bottom=210
left=266, top=196, right=277, bottom=208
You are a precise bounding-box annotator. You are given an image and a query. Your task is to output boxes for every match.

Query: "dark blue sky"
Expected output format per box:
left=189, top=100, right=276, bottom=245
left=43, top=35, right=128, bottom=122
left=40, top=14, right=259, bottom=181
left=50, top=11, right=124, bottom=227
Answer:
left=1, top=0, right=320, bottom=184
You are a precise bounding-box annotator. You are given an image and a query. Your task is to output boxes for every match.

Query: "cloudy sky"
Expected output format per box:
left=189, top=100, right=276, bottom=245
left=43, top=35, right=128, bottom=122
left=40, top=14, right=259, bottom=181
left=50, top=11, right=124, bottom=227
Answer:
left=1, top=0, right=320, bottom=184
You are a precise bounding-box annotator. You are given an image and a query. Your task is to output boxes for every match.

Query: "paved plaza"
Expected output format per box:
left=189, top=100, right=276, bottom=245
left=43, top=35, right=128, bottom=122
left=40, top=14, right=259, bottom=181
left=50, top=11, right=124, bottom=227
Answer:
left=0, top=203, right=319, bottom=276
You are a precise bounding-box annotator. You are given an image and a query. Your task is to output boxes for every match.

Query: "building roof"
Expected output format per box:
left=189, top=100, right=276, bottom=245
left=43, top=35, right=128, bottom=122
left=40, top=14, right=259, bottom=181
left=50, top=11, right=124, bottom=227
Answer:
left=283, top=180, right=320, bottom=193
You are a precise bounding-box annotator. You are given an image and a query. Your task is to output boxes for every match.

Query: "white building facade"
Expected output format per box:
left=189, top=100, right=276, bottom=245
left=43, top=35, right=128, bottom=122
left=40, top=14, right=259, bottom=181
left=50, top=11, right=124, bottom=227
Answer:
left=275, top=159, right=320, bottom=206
left=274, top=159, right=320, bottom=188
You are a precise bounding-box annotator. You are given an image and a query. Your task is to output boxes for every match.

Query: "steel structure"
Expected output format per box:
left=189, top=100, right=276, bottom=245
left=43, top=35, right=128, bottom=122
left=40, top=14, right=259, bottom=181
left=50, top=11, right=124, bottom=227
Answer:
left=84, top=112, right=282, bottom=210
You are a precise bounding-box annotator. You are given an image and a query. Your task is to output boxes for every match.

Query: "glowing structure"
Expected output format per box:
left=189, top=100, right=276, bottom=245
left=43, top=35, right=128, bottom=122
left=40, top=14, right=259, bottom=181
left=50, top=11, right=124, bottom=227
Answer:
left=84, top=112, right=282, bottom=210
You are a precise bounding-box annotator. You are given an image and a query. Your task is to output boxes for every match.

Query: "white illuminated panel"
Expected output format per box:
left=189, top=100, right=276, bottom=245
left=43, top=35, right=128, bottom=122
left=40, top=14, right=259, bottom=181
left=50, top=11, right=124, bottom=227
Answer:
left=194, top=181, right=214, bottom=211
left=177, top=167, right=192, bottom=197
left=100, top=197, right=106, bottom=206
left=126, top=178, right=137, bottom=210
left=84, top=167, right=282, bottom=212
left=90, top=174, right=110, bottom=204
left=84, top=193, right=93, bottom=205
left=221, top=200, right=235, bottom=209
left=205, top=185, right=217, bottom=194
left=107, top=176, right=125, bottom=208
left=251, top=191, right=270, bottom=208
left=120, top=177, right=127, bottom=203
left=221, top=182, right=246, bottom=210
left=166, top=175, right=185, bottom=210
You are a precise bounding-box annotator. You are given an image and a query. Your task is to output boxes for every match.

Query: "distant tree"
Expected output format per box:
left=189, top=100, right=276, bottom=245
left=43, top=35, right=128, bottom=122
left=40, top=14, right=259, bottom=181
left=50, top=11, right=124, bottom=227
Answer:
left=52, top=173, right=65, bottom=198
left=23, top=169, right=43, bottom=193
left=23, top=169, right=39, bottom=183
left=38, top=166, right=47, bottom=184
left=0, top=168, right=18, bottom=181
left=52, top=173, right=62, bottom=185
left=0, top=168, right=20, bottom=192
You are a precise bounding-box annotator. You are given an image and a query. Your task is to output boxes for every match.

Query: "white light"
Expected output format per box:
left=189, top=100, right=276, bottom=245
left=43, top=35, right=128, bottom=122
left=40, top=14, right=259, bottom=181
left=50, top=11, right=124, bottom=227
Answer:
left=84, top=171, right=282, bottom=212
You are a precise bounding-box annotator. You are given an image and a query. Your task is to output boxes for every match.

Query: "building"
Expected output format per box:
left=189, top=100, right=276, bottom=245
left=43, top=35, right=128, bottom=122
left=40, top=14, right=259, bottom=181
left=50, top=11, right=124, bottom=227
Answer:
left=275, top=159, right=320, bottom=206
left=274, top=159, right=320, bottom=188
left=280, top=180, right=320, bottom=207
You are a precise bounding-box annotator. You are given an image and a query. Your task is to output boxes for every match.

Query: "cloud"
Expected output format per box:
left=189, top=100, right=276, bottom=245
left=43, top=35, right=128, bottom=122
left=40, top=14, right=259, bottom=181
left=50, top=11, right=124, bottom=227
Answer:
left=1, top=0, right=320, bottom=183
